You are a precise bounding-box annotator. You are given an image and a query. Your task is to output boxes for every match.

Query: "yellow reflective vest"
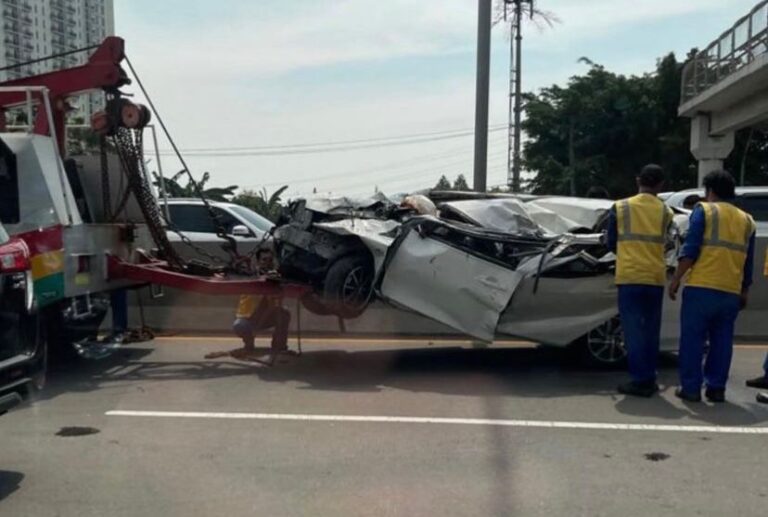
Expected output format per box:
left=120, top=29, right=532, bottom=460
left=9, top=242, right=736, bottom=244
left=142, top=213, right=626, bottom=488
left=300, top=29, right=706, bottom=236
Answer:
left=687, top=202, right=755, bottom=295
left=235, top=295, right=278, bottom=319
left=614, top=193, right=673, bottom=286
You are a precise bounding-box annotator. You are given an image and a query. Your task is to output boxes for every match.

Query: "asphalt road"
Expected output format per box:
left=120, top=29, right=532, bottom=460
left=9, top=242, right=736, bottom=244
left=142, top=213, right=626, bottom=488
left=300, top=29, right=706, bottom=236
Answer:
left=2, top=337, right=768, bottom=517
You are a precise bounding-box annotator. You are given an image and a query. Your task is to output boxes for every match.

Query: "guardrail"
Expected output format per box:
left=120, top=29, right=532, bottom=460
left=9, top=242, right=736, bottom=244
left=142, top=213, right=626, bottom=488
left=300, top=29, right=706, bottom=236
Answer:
left=681, top=1, right=768, bottom=103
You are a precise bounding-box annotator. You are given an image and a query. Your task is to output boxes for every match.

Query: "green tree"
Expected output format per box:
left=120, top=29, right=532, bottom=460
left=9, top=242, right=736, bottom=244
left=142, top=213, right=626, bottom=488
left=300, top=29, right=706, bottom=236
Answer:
left=726, top=128, right=768, bottom=186
left=453, top=174, right=470, bottom=191
left=434, top=175, right=452, bottom=190
left=522, top=54, right=696, bottom=197
left=153, top=170, right=238, bottom=201
left=231, top=186, right=288, bottom=222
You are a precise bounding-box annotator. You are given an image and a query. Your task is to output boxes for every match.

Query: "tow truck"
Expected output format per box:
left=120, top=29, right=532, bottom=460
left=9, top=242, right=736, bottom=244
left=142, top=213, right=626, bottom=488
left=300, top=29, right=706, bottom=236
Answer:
left=0, top=36, right=308, bottom=397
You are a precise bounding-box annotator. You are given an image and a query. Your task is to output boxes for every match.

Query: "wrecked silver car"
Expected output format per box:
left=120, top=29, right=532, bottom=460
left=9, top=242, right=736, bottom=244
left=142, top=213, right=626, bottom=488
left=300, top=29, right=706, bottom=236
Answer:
left=274, top=192, right=638, bottom=364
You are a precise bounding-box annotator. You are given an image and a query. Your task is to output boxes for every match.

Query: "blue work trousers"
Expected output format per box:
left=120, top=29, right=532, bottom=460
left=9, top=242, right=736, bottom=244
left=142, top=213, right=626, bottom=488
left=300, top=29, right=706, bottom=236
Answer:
left=679, top=287, right=741, bottom=393
left=110, top=289, right=128, bottom=333
left=618, top=285, right=664, bottom=384
left=763, top=352, right=768, bottom=377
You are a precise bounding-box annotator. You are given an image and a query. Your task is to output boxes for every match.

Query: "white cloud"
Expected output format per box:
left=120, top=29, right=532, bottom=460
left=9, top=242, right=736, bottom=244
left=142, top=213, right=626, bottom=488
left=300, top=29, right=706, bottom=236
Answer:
left=115, top=0, right=758, bottom=196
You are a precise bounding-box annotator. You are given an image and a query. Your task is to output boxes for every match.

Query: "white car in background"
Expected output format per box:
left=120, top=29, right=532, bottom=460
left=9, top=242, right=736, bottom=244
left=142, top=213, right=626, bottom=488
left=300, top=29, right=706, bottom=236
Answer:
left=163, top=198, right=274, bottom=263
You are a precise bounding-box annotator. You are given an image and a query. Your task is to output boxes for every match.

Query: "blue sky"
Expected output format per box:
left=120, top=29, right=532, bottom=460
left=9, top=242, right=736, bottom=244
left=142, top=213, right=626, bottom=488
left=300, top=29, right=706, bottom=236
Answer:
left=115, top=0, right=755, bottom=196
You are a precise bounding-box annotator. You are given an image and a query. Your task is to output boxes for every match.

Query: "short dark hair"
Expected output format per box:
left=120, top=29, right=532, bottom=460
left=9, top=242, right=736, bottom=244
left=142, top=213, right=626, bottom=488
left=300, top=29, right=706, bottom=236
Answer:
left=255, top=248, right=273, bottom=260
left=637, top=164, right=665, bottom=188
left=702, top=170, right=736, bottom=200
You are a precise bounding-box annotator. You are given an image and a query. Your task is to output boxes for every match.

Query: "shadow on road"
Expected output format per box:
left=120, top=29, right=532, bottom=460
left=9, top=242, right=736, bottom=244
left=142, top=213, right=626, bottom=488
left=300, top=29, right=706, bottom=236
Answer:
left=28, top=342, right=768, bottom=426
left=0, top=471, right=24, bottom=502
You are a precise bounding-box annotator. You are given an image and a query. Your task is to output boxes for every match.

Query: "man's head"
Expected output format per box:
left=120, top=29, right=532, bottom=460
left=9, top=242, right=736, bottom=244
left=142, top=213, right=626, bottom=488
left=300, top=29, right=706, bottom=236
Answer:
left=702, top=170, right=736, bottom=202
left=636, top=164, right=665, bottom=194
left=255, top=248, right=275, bottom=270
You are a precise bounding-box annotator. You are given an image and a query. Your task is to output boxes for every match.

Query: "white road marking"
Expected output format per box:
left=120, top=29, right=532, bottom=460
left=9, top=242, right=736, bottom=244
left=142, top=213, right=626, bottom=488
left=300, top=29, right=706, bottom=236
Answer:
left=106, top=410, right=768, bottom=435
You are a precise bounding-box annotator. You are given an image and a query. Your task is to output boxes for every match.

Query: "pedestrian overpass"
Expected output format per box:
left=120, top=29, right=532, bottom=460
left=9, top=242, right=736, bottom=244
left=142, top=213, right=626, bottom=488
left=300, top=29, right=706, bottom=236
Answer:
left=680, top=1, right=768, bottom=184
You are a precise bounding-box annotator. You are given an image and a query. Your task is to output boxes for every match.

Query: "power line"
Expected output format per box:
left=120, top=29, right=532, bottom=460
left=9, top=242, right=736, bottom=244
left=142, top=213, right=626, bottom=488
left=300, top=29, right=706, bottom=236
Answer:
left=148, top=124, right=507, bottom=154
left=151, top=126, right=508, bottom=157
left=239, top=132, right=509, bottom=190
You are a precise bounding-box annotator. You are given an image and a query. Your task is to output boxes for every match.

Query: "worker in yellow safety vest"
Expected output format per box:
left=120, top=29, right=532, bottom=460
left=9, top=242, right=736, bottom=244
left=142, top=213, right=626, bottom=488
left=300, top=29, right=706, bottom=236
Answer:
left=607, top=164, right=673, bottom=398
left=669, top=170, right=756, bottom=403
left=745, top=248, right=768, bottom=403
left=232, top=248, right=290, bottom=353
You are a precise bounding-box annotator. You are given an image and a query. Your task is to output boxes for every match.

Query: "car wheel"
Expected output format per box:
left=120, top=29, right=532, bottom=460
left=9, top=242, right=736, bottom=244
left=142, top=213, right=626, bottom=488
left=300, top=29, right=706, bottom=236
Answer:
left=322, top=254, right=374, bottom=319
left=46, top=301, right=107, bottom=363
left=300, top=292, right=335, bottom=316
left=27, top=312, right=47, bottom=391
left=581, top=317, right=627, bottom=367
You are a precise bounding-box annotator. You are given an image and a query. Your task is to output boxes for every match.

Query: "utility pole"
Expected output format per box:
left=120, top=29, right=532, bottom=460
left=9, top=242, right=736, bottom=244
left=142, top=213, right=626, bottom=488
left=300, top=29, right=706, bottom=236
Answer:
left=473, top=0, right=492, bottom=193
left=505, top=0, right=532, bottom=192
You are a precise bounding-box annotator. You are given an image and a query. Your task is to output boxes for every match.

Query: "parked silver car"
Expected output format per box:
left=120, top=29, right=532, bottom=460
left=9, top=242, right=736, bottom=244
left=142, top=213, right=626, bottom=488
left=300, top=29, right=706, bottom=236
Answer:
left=163, top=198, right=274, bottom=263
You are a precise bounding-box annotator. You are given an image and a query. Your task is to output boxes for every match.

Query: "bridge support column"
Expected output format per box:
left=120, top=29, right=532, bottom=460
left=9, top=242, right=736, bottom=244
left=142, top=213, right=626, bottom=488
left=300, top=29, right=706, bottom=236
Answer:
left=690, top=115, right=734, bottom=186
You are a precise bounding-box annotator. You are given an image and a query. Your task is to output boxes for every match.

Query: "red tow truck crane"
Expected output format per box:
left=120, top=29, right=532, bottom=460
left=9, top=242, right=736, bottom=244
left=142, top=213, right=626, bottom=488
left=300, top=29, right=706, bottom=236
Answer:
left=0, top=36, right=308, bottom=390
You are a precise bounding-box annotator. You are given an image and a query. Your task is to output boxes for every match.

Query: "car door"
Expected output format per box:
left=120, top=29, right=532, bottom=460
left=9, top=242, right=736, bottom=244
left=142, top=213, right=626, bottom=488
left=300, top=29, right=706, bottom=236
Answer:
left=167, top=204, right=270, bottom=263
left=733, top=194, right=768, bottom=340
left=166, top=204, right=241, bottom=263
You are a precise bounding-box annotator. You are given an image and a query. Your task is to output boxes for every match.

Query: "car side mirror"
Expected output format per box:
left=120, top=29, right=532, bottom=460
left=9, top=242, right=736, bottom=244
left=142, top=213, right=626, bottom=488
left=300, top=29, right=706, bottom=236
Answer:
left=231, top=225, right=252, bottom=237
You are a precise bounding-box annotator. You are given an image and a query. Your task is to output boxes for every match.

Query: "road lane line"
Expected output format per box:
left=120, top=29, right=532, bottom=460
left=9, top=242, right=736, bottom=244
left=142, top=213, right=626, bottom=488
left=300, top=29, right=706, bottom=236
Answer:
left=106, top=410, right=768, bottom=435
left=149, top=337, right=768, bottom=349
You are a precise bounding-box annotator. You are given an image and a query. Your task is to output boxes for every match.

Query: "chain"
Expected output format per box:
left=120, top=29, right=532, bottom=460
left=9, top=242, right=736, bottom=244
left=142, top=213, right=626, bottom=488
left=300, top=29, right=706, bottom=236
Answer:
left=109, top=127, right=255, bottom=273
left=99, top=135, right=112, bottom=221
left=111, top=127, right=185, bottom=270
left=167, top=225, right=229, bottom=266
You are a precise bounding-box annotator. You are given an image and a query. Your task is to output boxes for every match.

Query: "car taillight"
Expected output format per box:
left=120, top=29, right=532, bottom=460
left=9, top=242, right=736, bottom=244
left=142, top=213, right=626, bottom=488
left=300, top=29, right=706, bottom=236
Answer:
left=0, top=240, right=30, bottom=274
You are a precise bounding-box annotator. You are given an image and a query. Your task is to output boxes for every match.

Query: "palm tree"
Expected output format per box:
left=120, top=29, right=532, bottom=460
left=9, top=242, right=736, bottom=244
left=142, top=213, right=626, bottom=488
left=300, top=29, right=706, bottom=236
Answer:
left=152, top=170, right=238, bottom=201
left=231, top=186, right=289, bottom=222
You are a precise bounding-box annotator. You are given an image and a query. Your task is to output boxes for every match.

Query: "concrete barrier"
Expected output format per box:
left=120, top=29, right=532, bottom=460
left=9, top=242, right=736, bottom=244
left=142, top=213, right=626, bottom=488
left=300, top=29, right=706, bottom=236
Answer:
left=127, top=287, right=455, bottom=336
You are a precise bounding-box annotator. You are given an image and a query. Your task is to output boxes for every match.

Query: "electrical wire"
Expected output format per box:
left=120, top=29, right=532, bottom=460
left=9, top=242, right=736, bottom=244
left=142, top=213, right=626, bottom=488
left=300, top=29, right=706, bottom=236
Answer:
left=151, top=126, right=508, bottom=157
left=237, top=132, right=509, bottom=191
left=148, top=124, right=508, bottom=154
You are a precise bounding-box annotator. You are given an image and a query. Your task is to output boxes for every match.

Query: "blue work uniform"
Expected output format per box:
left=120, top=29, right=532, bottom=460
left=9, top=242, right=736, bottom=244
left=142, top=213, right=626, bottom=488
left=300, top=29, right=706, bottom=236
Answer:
left=110, top=289, right=128, bottom=333
left=678, top=203, right=756, bottom=394
left=607, top=195, right=672, bottom=384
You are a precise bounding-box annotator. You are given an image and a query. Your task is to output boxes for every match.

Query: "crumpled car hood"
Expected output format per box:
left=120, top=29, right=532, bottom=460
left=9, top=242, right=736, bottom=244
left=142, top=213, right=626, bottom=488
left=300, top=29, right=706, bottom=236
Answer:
left=279, top=194, right=654, bottom=345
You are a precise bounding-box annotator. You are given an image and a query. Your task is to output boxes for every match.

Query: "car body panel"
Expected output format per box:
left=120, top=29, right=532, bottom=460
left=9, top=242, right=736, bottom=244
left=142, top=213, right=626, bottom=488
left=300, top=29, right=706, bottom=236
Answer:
left=498, top=274, right=617, bottom=345
left=380, top=231, right=524, bottom=342
left=314, top=219, right=398, bottom=274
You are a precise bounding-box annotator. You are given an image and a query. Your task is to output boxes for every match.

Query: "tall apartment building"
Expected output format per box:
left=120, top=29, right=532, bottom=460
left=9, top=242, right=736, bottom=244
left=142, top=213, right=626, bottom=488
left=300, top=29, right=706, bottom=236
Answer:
left=0, top=0, right=115, bottom=118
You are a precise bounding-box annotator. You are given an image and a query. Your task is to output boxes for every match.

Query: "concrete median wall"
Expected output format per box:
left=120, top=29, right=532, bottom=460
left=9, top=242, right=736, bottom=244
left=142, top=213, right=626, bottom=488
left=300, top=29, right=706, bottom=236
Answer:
left=126, top=287, right=455, bottom=336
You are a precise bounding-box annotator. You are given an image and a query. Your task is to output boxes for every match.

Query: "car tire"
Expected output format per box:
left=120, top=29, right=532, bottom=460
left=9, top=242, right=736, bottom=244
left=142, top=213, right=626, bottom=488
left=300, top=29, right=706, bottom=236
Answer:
left=28, top=312, right=47, bottom=391
left=45, top=302, right=106, bottom=363
left=322, top=254, right=374, bottom=319
left=300, top=292, right=335, bottom=316
left=574, top=317, right=627, bottom=368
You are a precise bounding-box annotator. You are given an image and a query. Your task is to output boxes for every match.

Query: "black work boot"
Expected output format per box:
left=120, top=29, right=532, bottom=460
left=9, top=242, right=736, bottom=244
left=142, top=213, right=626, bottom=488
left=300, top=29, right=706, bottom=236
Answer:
left=705, top=387, right=726, bottom=403
left=617, top=381, right=659, bottom=398
left=674, top=387, right=702, bottom=402
left=745, top=376, right=768, bottom=390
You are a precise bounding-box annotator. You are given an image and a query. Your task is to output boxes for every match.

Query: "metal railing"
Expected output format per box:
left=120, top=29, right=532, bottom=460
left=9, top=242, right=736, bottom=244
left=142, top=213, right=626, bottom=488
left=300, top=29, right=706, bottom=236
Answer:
left=681, top=0, right=768, bottom=103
